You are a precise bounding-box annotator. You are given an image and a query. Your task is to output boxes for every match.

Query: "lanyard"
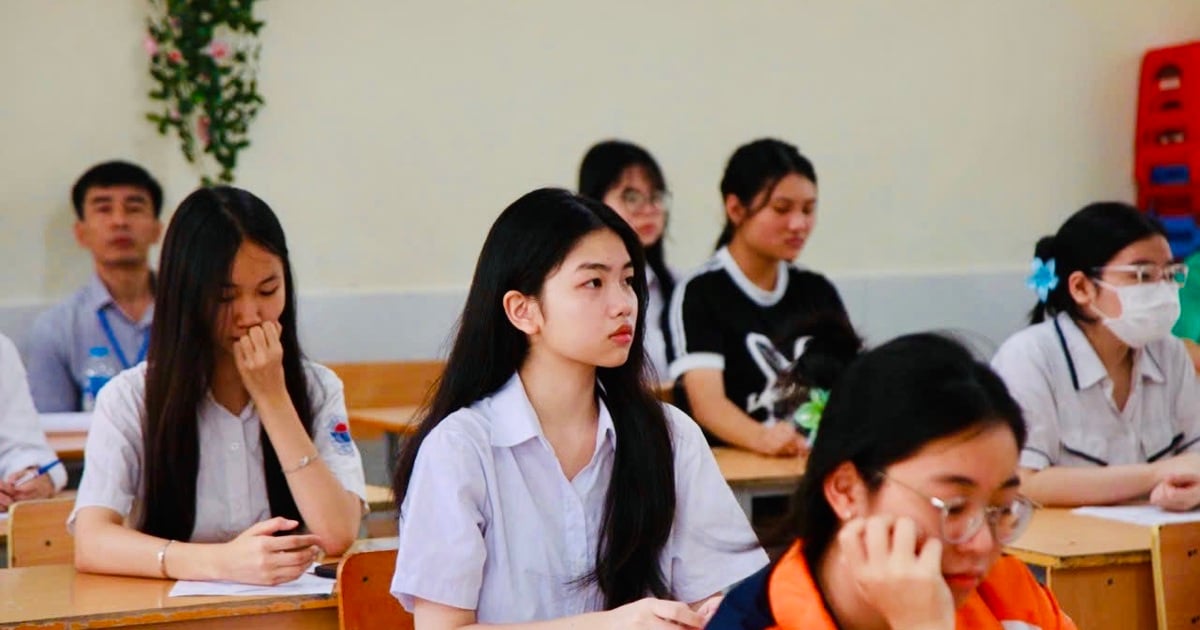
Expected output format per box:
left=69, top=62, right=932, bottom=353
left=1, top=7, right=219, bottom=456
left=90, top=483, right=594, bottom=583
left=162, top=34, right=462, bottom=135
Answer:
left=1052, top=316, right=1081, bottom=391
left=97, top=309, right=149, bottom=370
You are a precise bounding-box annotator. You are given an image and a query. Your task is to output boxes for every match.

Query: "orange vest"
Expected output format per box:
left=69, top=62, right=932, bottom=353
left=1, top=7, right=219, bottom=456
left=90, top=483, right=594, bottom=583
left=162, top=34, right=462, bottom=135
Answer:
left=767, top=542, right=1077, bottom=630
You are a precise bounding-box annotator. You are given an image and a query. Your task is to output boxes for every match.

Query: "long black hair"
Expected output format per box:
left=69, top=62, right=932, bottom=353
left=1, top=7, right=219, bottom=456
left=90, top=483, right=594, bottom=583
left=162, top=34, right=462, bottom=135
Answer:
left=392, top=188, right=677, bottom=608
left=784, top=333, right=1026, bottom=567
left=716, top=138, right=817, bottom=249
left=578, top=140, right=676, bottom=362
left=1028, top=202, right=1167, bottom=325
left=140, top=186, right=313, bottom=541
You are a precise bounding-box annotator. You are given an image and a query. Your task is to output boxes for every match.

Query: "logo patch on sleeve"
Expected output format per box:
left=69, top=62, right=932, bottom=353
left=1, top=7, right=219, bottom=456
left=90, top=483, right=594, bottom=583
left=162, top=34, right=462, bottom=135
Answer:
left=329, top=417, right=355, bottom=455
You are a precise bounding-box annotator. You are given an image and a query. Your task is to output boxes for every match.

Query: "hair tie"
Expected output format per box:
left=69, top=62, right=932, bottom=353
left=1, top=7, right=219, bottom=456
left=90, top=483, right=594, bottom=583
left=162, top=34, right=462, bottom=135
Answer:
left=1026, top=257, right=1059, bottom=303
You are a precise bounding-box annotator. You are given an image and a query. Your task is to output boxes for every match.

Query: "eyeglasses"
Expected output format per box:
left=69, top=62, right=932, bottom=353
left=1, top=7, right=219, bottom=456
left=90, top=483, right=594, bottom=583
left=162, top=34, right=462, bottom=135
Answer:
left=877, top=472, right=1037, bottom=546
left=618, top=188, right=671, bottom=215
left=1091, top=263, right=1189, bottom=286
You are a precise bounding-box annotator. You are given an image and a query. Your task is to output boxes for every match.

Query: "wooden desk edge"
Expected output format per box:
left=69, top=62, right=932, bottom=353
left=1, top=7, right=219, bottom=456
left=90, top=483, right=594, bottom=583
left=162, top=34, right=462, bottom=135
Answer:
left=1005, top=547, right=1152, bottom=570
left=11, top=592, right=335, bottom=628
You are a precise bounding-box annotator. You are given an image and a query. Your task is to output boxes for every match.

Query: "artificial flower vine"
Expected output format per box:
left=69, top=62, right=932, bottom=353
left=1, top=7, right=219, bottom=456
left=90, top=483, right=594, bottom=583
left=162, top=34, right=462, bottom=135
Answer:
left=144, top=0, right=264, bottom=184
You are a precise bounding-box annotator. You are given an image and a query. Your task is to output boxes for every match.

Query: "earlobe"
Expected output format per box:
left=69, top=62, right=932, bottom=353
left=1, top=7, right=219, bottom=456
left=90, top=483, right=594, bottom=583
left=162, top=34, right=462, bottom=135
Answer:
left=823, top=462, right=867, bottom=521
left=502, top=290, right=540, bottom=336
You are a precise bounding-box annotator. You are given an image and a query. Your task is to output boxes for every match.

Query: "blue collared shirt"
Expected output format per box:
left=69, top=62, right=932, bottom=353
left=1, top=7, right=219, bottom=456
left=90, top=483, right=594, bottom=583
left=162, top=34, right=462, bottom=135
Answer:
left=23, top=274, right=153, bottom=412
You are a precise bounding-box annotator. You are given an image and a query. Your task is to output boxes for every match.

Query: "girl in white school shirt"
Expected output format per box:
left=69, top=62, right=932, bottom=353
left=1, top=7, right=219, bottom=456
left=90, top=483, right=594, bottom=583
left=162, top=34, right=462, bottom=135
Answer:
left=71, top=187, right=367, bottom=584
left=578, top=140, right=676, bottom=381
left=390, top=188, right=766, bottom=628
left=669, top=138, right=850, bottom=457
left=992, top=202, right=1200, bottom=511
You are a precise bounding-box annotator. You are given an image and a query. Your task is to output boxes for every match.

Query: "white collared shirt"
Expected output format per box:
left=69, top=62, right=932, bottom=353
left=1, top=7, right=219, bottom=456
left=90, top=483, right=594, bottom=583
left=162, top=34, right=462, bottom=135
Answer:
left=390, top=373, right=767, bottom=623
left=69, top=361, right=366, bottom=542
left=991, top=313, right=1200, bottom=469
left=0, top=333, right=67, bottom=490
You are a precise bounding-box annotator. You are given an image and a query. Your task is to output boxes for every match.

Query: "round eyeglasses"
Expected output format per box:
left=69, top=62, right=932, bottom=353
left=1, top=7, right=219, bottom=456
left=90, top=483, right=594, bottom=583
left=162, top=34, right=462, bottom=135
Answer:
left=618, top=188, right=671, bottom=215
left=878, top=473, right=1038, bottom=546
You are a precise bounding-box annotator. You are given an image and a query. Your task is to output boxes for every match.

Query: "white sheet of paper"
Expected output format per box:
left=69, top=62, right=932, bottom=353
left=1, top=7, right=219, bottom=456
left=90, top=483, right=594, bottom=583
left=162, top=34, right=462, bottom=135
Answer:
left=1073, top=504, right=1200, bottom=526
left=39, top=412, right=92, bottom=433
left=168, top=564, right=334, bottom=597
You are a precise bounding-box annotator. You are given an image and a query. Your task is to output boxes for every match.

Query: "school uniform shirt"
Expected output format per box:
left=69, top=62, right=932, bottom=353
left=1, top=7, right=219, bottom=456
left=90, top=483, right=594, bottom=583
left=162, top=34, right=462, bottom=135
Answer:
left=68, top=361, right=366, bottom=542
left=644, top=265, right=676, bottom=382
left=0, top=333, right=67, bottom=491
left=991, top=313, right=1200, bottom=470
left=708, top=541, right=1076, bottom=630
left=24, top=274, right=153, bottom=412
left=667, top=247, right=847, bottom=431
left=390, top=373, right=768, bottom=623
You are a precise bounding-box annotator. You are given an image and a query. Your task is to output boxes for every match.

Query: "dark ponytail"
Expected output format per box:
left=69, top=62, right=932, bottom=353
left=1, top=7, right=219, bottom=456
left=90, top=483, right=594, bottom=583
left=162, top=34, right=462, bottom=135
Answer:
left=716, top=138, right=816, bottom=250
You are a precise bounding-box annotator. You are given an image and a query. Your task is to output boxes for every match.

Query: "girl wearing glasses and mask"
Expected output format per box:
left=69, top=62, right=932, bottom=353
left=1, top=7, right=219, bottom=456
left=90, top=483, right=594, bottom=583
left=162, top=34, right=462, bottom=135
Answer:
left=991, top=202, right=1200, bottom=511
left=708, top=334, right=1072, bottom=629
left=579, top=141, right=676, bottom=380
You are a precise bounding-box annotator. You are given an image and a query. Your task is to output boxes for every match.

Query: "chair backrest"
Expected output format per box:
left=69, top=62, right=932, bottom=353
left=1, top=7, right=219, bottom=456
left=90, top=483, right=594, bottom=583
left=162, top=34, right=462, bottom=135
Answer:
left=1151, top=520, right=1200, bottom=630
left=338, top=546, right=412, bottom=630
left=329, top=361, right=445, bottom=409
left=7, top=496, right=75, bottom=567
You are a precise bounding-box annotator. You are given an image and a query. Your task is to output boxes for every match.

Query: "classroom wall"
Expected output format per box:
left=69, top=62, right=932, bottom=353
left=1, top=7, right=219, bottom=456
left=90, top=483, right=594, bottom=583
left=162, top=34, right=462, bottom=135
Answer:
left=2, top=1, right=1198, bottom=358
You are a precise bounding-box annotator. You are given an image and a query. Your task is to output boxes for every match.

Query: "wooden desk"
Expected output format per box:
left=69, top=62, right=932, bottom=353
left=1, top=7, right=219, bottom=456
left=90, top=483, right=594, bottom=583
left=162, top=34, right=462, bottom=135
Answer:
left=47, top=431, right=87, bottom=462
left=0, top=564, right=336, bottom=628
left=364, top=484, right=394, bottom=513
left=1005, top=508, right=1154, bottom=630
left=711, top=447, right=806, bottom=516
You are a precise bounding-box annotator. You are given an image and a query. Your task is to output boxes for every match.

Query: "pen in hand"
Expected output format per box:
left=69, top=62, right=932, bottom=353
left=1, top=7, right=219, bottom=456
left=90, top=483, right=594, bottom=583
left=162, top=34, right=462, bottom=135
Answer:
left=14, top=459, right=62, bottom=487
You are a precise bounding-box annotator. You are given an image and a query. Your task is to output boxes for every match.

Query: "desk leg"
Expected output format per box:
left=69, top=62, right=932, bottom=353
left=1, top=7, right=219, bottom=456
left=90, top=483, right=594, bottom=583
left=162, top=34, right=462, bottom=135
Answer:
left=1046, top=562, right=1155, bottom=630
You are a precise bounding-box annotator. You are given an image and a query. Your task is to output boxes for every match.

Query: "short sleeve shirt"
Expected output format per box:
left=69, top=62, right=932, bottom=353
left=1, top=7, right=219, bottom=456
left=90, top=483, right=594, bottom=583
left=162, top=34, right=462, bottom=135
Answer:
left=390, top=373, right=767, bottom=623
left=667, top=247, right=848, bottom=429
left=69, top=361, right=367, bottom=542
left=992, top=313, right=1200, bottom=470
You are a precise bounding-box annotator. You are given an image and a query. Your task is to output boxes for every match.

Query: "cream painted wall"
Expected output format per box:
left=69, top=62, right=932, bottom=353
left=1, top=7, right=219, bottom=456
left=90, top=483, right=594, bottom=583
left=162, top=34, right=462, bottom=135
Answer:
left=3, top=1, right=1200, bottom=306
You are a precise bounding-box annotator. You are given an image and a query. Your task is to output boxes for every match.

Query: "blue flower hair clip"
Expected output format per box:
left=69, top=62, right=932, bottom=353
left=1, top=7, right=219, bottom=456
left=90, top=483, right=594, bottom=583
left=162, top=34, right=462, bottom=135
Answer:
left=1026, top=257, right=1058, bottom=303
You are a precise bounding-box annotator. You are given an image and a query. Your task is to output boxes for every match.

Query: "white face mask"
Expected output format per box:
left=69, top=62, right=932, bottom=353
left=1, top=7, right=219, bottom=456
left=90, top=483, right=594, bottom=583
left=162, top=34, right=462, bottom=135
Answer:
left=1091, top=280, right=1181, bottom=348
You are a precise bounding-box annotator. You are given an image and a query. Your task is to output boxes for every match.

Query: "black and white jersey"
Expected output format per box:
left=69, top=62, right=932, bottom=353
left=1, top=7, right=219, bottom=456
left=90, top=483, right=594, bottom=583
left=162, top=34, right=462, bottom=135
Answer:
left=668, top=247, right=847, bottom=439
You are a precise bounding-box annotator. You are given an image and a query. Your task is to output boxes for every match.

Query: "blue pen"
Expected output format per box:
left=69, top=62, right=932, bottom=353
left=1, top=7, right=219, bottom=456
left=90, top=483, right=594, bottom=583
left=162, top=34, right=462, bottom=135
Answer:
left=14, top=459, right=62, bottom=487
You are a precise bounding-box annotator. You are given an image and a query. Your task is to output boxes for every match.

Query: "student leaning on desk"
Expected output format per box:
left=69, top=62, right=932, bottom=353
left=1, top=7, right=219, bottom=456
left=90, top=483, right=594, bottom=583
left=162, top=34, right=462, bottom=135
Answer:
left=992, top=202, right=1200, bottom=511
left=710, top=334, right=1075, bottom=630
left=0, top=332, right=66, bottom=508
left=70, top=186, right=367, bottom=585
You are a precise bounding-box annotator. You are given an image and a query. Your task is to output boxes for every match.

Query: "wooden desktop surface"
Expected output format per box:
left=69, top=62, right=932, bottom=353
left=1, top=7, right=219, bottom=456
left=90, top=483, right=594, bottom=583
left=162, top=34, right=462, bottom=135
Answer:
left=47, top=431, right=87, bottom=462
left=1004, top=508, right=1154, bottom=630
left=710, top=446, right=806, bottom=487
left=0, top=564, right=336, bottom=628
left=1006, top=507, right=1152, bottom=568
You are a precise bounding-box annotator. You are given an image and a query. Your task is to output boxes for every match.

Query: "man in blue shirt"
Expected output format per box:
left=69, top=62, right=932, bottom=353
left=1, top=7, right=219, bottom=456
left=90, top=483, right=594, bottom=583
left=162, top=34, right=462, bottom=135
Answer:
left=24, top=161, right=163, bottom=412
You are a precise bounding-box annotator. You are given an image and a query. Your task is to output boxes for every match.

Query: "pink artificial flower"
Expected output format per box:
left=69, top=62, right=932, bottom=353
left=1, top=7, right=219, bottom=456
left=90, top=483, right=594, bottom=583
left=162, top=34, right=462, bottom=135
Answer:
left=197, top=115, right=211, bottom=146
left=167, top=49, right=183, bottom=64
left=143, top=35, right=158, bottom=56
left=206, top=40, right=230, bottom=61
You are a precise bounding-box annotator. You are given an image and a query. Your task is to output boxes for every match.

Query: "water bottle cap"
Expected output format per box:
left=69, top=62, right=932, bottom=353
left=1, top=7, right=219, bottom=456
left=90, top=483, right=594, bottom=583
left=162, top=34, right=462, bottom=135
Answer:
left=88, top=346, right=110, bottom=358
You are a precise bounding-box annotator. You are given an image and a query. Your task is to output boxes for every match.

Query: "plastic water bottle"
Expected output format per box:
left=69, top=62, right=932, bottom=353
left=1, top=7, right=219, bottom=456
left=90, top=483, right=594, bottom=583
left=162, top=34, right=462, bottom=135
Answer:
left=81, top=346, right=117, bottom=412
